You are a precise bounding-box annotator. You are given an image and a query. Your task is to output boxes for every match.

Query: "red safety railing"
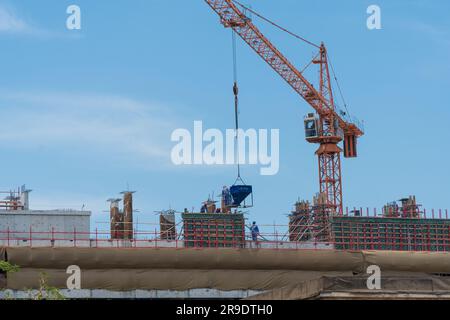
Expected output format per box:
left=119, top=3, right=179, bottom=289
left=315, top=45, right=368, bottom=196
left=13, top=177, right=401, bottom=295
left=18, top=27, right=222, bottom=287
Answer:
left=0, top=228, right=329, bottom=250
left=0, top=226, right=449, bottom=251
left=0, top=207, right=449, bottom=251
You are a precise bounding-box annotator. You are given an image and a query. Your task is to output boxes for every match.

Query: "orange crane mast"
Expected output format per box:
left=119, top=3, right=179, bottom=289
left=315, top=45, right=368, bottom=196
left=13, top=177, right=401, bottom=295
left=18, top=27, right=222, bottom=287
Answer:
left=204, top=0, right=364, bottom=215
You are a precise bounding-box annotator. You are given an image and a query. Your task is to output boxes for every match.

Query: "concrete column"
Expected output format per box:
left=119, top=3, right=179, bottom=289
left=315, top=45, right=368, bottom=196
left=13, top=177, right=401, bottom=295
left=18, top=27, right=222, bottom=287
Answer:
left=108, top=199, right=122, bottom=239
left=122, top=192, right=135, bottom=240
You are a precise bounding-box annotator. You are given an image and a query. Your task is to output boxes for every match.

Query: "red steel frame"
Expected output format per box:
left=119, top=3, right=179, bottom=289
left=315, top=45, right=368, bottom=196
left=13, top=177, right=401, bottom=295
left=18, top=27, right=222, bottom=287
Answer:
left=318, top=150, right=343, bottom=214
left=203, top=0, right=363, bottom=215
left=315, top=45, right=343, bottom=214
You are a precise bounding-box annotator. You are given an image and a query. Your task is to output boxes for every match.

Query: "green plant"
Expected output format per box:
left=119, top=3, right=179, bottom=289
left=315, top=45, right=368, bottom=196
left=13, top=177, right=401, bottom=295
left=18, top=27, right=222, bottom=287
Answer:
left=1, top=261, right=19, bottom=300
left=0, top=260, right=19, bottom=273
left=29, top=273, right=66, bottom=300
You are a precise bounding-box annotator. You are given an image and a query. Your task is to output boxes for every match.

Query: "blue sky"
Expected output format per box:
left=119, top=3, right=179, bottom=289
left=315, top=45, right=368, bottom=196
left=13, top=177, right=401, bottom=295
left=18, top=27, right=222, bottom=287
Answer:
left=0, top=0, right=449, bottom=232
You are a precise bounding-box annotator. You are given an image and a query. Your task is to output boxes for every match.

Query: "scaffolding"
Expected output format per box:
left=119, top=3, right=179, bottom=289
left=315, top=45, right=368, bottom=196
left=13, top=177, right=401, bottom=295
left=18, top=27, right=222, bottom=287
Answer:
left=288, top=200, right=311, bottom=241
left=288, top=193, right=334, bottom=243
left=159, top=210, right=176, bottom=240
left=312, top=193, right=333, bottom=242
left=0, top=186, right=31, bottom=211
left=383, top=196, right=422, bottom=218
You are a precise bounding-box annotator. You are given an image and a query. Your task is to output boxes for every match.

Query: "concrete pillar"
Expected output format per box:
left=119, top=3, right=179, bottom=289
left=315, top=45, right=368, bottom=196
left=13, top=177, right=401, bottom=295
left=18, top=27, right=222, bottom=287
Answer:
left=122, top=192, right=135, bottom=240
left=108, top=199, right=122, bottom=239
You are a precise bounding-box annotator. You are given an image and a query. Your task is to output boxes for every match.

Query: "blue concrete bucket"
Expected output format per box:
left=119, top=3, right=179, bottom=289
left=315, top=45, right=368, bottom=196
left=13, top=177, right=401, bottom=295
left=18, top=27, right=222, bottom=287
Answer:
left=230, top=185, right=252, bottom=207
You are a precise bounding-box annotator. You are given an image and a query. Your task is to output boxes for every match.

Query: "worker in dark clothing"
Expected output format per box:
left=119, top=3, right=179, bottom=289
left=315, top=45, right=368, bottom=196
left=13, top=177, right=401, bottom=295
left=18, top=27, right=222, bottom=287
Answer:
left=250, top=221, right=259, bottom=241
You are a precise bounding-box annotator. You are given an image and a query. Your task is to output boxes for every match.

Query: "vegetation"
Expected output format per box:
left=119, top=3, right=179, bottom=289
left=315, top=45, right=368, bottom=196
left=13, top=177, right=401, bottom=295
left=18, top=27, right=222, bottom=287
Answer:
left=0, top=260, right=19, bottom=273
left=28, top=273, right=66, bottom=300
left=1, top=263, right=65, bottom=300
left=0, top=260, right=19, bottom=300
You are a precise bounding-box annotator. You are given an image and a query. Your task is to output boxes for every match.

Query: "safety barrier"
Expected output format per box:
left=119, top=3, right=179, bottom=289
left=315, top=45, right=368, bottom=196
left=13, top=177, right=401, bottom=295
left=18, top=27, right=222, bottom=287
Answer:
left=1, top=208, right=450, bottom=252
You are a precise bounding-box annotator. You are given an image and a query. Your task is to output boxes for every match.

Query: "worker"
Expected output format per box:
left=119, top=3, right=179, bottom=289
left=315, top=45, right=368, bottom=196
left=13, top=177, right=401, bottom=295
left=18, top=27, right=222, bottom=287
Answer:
left=222, top=186, right=232, bottom=208
left=250, top=221, right=259, bottom=242
left=200, top=202, right=207, bottom=213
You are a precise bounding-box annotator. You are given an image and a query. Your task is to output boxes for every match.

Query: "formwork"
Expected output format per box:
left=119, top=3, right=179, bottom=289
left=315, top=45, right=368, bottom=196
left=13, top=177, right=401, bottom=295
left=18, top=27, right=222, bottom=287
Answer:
left=182, top=213, right=245, bottom=248
left=332, top=216, right=450, bottom=252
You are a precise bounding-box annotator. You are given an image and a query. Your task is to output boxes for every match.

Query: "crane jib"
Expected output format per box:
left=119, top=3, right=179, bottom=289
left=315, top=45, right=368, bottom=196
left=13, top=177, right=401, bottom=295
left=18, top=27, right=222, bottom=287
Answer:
left=204, top=0, right=363, bottom=137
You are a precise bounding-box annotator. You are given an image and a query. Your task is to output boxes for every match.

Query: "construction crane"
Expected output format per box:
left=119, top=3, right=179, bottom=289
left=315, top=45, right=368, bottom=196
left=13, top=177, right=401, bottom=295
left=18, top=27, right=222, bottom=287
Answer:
left=204, top=0, right=364, bottom=215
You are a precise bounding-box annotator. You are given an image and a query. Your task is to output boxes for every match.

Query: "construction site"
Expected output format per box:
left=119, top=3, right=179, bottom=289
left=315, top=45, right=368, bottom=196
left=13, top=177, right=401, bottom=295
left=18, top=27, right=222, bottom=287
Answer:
left=1, top=0, right=450, bottom=300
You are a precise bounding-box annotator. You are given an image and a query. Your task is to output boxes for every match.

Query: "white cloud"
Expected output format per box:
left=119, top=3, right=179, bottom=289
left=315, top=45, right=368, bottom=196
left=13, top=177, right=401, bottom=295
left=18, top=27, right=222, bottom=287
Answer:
left=0, top=90, right=179, bottom=169
left=0, top=5, right=31, bottom=33
left=0, top=4, right=64, bottom=38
